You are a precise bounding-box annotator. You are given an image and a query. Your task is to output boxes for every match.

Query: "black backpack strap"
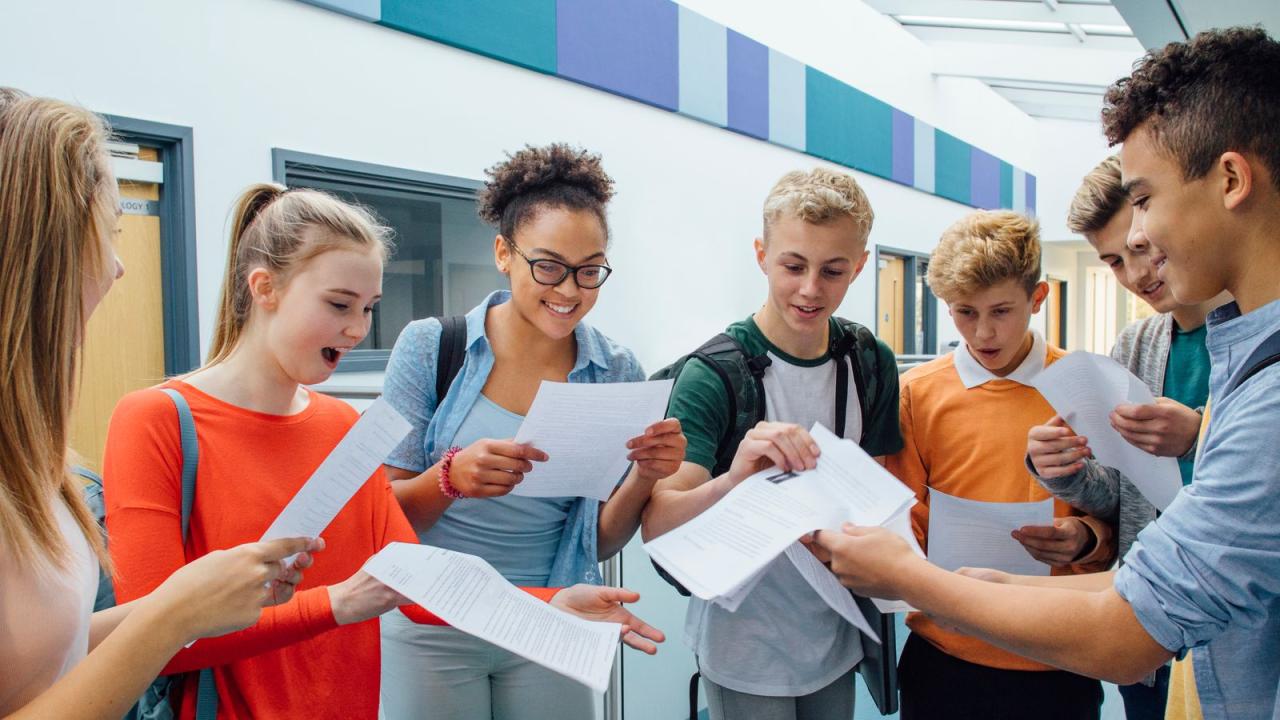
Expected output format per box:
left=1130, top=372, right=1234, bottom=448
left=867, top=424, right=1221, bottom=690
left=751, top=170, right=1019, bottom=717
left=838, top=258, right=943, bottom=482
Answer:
left=691, top=333, right=770, bottom=463
left=1226, top=327, right=1280, bottom=397
left=832, top=320, right=876, bottom=443
left=435, top=316, right=468, bottom=404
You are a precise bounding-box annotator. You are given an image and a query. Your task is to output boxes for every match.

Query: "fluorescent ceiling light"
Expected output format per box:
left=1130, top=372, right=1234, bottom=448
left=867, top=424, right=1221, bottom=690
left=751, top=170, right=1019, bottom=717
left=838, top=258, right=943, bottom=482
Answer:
left=895, top=15, right=1133, bottom=37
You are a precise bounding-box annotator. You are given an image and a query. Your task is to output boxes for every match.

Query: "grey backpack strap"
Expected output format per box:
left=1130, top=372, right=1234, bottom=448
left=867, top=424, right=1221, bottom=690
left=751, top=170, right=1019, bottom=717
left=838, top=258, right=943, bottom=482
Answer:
left=159, top=388, right=217, bottom=720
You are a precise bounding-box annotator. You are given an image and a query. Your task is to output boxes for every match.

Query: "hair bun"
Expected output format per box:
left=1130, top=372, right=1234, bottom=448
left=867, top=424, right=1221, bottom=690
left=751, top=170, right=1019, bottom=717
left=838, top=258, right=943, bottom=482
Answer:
left=477, top=143, right=614, bottom=227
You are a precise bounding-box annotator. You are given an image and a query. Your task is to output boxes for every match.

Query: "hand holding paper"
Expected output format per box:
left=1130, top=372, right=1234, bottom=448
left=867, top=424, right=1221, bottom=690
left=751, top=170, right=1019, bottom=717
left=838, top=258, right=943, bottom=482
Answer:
left=513, top=380, right=674, bottom=501
left=1030, top=352, right=1182, bottom=510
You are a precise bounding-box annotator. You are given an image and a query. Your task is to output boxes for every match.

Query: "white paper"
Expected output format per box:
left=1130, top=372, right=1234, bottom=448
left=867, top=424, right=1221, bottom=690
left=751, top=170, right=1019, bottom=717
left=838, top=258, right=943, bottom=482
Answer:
left=926, top=488, right=1054, bottom=576
left=261, top=398, right=411, bottom=554
left=871, top=506, right=923, bottom=614
left=784, top=542, right=879, bottom=643
left=644, top=423, right=916, bottom=601
left=712, top=563, right=771, bottom=613
left=364, top=543, right=621, bottom=693
left=512, top=380, right=674, bottom=501
left=1030, top=351, right=1182, bottom=511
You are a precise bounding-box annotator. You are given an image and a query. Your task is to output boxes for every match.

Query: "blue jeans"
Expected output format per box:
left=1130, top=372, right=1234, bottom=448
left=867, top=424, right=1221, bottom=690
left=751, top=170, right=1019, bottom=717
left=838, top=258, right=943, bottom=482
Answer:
left=1117, top=665, right=1171, bottom=720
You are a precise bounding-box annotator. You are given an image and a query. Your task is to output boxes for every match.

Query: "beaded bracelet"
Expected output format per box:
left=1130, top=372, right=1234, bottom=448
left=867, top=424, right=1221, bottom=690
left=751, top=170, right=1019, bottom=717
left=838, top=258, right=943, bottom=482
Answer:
left=438, top=446, right=466, bottom=499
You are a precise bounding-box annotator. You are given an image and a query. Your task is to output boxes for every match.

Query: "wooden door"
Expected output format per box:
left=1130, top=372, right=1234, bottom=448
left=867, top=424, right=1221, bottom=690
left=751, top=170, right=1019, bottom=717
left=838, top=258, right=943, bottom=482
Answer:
left=877, top=255, right=905, bottom=354
left=69, top=147, right=168, bottom=472
left=1046, top=279, right=1065, bottom=349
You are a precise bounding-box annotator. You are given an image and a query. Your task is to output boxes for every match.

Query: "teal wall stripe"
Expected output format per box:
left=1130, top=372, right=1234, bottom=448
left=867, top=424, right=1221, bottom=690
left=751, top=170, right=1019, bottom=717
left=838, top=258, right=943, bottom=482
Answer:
left=767, top=49, right=806, bottom=152
left=379, top=0, right=557, bottom=74
left=913, top=118, right=936, bottom=194
left=805, top=67, right=893, bottom=181
left=677, top=6, right=727, bottom=126
left=298, top=0, right=1035, bottom=213
left=935, top=130, right=972, bottom=206
left=999, top=161, right=1014, bottom=210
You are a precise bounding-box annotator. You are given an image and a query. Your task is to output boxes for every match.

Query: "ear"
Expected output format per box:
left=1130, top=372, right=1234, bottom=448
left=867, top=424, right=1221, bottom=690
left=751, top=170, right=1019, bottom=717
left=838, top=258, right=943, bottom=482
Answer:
left=1030, top=280, right=1050, bottom=313
left=246, top=267, right=279, bottom=310
left=754, top=237, right=768, bottom=274
left=1219, top=151, right=1255, bottom=212
left=494, top=234, right=511, bottom=274
left=849, top=249, right=871, bottom=284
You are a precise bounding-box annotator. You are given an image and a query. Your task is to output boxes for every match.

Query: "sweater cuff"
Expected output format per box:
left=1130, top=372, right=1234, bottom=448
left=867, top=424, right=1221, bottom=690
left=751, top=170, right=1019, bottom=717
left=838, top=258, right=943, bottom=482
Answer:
left=525, top=587, right=562, bottom=603
left=1072, top=515, right=1117, bottom=567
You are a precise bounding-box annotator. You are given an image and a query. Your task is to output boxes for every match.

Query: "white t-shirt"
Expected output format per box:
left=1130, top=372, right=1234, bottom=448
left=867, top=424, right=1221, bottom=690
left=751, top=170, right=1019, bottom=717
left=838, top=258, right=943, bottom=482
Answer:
left=0, top=494, right=99, bottom=715
left=685, top=349, right=866, bottom=696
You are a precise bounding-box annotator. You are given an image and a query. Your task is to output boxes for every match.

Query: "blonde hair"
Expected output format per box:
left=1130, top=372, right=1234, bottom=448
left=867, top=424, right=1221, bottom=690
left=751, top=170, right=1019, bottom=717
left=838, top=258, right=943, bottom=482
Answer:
left=762, top=168, right=874, bottom=243
left=206, top=184, right=393, bottom=365
left=1067, top=156, right=1126, bottom=236
left=928, top=210, right=1042, bottom=302
left=0, top=88, right=112, bottom=569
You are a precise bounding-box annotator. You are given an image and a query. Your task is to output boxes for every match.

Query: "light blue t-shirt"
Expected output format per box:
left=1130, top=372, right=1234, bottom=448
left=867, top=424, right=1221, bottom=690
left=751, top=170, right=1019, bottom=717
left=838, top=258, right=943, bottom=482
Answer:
left=420, top=394, right=573, bottom=587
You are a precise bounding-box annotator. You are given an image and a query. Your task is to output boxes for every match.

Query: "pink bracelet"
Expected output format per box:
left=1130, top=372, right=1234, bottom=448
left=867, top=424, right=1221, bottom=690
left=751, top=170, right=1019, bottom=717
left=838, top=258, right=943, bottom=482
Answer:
left=438, top=446, right=466, bottom=499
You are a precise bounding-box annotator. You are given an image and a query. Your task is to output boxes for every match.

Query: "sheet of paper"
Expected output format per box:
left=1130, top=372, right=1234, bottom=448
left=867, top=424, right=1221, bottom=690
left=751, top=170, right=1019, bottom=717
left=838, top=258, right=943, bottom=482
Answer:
left=871, top=505, right=923, bottom=614
left=364, top=543, right=620, bottom=692
left=712, top=562, right=771, bottom=613
left=512, top=380, right=674, bottom=501
left=644, top=422, right=916, bottom=601
left=261, top=399, right=411, bottom=558
left=926, top=488, right=1054, bottom=576
left=1030, top=351, right=1182, bottom=511
left=784, top=542, right=880, bottom=643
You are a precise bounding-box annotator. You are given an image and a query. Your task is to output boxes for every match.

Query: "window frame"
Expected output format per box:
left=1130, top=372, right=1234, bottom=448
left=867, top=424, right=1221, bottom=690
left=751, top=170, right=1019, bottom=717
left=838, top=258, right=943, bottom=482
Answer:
left=875, top=246, right=938, bottom=356
left=271, top=149, right=485, bottom=372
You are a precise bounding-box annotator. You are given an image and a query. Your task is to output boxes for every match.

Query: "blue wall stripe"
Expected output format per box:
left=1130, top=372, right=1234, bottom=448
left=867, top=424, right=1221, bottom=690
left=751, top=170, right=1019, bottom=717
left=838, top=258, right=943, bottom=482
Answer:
left=305, top=0, right=380, bottom=22
left=677, top=6, right=727, bottom=126
left=297, top=0, right=1036, bottom=214
left=380, top=0, right=556, bottom=74
left=726, top=29, right=769, bottom=141
left=557, top=0, right=679, bottom=112
left=913, top=118, right=935, bottom=194
left=767, top=49, right=806, bottom=152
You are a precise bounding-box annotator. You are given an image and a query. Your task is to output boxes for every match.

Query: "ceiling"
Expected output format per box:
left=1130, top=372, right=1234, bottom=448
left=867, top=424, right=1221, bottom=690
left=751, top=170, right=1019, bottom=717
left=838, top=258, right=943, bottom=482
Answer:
left=865, top=0, right=1279, bottom=123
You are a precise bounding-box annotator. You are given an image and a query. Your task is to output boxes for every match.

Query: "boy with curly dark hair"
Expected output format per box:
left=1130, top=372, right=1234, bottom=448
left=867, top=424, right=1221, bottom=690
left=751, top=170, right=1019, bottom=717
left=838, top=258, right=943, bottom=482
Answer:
left=809, top=26, right=1280, bottom=720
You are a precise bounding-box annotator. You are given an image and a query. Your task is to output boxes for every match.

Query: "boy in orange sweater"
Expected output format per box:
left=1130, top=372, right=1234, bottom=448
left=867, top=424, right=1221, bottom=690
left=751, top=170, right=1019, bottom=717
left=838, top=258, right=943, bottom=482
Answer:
left=886, top=210, right=1113, bottom=719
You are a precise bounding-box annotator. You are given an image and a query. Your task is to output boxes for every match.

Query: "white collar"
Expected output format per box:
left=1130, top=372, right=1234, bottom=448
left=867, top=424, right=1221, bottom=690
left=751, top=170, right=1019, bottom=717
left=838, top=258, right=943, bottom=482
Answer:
left=953, top=329, right=1047, bottom=389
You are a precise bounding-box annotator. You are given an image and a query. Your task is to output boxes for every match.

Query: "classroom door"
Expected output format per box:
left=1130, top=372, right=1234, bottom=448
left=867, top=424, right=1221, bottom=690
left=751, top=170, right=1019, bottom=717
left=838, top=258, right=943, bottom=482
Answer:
left=69, top=147, right=168, bottom=472
left=878, top=255, right=905, bottom=354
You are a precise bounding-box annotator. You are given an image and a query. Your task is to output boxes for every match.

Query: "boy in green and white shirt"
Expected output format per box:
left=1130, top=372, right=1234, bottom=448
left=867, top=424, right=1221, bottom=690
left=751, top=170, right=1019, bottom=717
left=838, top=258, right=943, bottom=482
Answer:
left=642, top=168, right=901, bottom=720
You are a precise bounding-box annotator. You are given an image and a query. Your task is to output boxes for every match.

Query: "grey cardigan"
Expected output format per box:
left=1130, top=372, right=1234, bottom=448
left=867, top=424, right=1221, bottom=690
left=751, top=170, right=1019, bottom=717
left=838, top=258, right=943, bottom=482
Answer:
left=1030, top=313, right=1201, bottom=563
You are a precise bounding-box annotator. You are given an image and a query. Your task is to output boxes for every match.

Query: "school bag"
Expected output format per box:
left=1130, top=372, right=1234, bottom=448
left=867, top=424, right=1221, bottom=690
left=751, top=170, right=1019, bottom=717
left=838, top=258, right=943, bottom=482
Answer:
left=647, top=317, right=900, bottom=717
left=80, top=387, right=217, bottom=720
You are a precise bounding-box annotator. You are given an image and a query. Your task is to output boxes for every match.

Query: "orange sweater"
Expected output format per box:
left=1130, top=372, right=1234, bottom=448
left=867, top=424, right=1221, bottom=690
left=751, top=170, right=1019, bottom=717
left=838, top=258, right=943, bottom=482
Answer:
left=887, top=347, right=1114, bottom=671
left=103, top=382, right=556, bottom=719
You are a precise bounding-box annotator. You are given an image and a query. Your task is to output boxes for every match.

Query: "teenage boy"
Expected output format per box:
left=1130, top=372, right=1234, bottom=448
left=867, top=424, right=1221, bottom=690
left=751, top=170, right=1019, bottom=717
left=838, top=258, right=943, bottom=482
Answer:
left=1026, top=155, right=1225, bottom=719
left=641, top=168, right=903, bottom=720
left=883, top=210, right=1113, bottom=720
left=812, top=27, right=1280, bottom=720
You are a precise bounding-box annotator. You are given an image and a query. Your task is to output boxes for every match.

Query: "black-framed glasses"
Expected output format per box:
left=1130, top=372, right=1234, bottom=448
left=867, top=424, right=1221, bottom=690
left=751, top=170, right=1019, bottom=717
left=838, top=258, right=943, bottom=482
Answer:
left=506, top=240, right=613, bottom=289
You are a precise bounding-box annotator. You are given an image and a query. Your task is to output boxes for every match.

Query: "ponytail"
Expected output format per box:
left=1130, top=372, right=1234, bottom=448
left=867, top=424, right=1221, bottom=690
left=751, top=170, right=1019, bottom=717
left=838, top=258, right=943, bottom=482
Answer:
left=207, top=183, right=285, bottom=364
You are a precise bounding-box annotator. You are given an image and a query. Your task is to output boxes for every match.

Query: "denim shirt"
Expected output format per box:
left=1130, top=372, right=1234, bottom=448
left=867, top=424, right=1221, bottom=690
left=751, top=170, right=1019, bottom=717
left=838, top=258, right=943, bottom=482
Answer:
left=382, top=290, right=645, bottom=586
left=1114, top=299, right=1280, bottom=720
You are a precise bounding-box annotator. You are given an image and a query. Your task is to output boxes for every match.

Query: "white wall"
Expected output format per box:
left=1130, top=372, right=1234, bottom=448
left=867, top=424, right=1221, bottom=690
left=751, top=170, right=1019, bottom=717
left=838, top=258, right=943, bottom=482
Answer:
left=0, top=1, right=1080, bottom=717
left=1034, top=119, right=1117, bottom=242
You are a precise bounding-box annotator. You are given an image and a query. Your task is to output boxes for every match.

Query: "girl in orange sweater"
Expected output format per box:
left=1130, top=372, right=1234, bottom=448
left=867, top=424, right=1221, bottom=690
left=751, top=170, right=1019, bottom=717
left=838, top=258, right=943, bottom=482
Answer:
left=103, top=184, right=662, bottom=719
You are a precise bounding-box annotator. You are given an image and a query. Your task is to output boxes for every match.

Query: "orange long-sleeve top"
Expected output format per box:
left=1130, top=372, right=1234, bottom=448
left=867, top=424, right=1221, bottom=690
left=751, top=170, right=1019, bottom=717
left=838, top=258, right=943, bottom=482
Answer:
left=886, top=346, right=1115, bottom=672
left=103, top=382, right=557, bottom=719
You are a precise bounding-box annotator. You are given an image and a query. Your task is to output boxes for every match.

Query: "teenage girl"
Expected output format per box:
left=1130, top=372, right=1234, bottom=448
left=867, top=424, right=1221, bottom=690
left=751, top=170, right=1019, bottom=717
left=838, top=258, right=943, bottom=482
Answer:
left=0, top=88, right=318, bottom=720
left=379, top=144, right=684, bottom=719
left=104, top=179, right=663, bottom=719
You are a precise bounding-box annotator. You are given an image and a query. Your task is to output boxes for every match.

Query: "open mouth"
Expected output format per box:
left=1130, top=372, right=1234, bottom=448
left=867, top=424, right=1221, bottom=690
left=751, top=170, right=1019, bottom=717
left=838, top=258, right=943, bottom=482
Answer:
left=321, top=347, right=349, bottom=367
left=1140, top=279, right=1165, bottom=298
left=543, top=300, right=578, bottom=318
left=793, top=304, right=823, bottom=319
left=974, top=348, right=1002, bottom=361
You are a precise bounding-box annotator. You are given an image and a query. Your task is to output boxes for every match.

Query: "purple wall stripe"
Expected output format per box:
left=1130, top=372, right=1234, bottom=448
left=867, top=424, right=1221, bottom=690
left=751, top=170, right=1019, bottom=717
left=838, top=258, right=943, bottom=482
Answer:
left=556, top=0, right=679, bottom=112
left=891, top=109, right=915, bottom=187
left=726, top=29, right=769, bottom=140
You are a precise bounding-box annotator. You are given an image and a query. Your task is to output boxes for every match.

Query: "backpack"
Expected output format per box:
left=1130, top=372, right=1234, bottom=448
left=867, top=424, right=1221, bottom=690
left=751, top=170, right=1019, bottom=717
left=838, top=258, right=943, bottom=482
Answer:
left=648, top=318, right=899, bottom=717
left=80, top=387, right=217, bottom=720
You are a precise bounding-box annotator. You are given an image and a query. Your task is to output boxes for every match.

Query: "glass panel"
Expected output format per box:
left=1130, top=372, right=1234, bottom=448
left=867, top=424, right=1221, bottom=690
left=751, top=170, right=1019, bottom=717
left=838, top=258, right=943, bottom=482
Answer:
left=287, top=178, right=504, bottom=351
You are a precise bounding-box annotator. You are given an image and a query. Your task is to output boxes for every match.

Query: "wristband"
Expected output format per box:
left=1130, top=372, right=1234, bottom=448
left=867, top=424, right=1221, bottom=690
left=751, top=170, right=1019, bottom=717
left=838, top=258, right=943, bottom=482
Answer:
left=438, top=446, right=466, bottom=499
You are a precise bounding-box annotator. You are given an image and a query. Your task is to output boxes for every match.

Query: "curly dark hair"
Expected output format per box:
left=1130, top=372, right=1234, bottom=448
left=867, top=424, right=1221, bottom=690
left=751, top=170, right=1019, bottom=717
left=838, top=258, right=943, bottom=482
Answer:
left=477, top=143, right=615, bottom=241
left=1102, top=26, right=1280, bottom=189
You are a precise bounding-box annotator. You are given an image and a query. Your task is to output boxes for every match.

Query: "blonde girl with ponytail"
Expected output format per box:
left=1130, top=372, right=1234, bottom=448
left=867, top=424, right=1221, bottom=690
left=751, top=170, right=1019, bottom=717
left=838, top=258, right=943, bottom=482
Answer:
left=0, top=88, right=320, bottom=720
left=101, top=180, right=663, bottom=718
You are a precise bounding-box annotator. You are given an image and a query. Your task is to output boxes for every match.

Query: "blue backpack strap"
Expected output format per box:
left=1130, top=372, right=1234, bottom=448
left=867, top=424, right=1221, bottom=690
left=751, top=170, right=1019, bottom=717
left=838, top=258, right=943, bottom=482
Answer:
left=158, top=388, right=217, bottom=720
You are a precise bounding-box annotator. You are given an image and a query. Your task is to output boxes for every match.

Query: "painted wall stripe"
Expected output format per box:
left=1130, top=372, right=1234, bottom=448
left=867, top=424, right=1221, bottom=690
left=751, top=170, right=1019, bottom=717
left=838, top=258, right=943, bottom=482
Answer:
left=969, top=147, right=1001, bottom=211
left=726, top=30, right=769, bottom=141
left=306, top=0, right=380, bottom=22
left=999, top=161, right=1014, bottom=210
left=380, top=0, right=556, bottom=74
left=677, top=6, right=727, bottom=126
left=1026, top=174, right=1038, bottom=217
left=556, top=0, right=679, bottom=112
left=913, top=118, right=936, bottom=194
left=767, top=49, right=806, bottom=152
left=891, top=109, right=914, bottom=187
left=1013, top=168, right=1027, bottom=213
